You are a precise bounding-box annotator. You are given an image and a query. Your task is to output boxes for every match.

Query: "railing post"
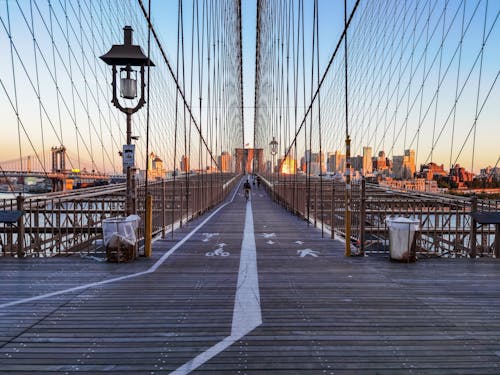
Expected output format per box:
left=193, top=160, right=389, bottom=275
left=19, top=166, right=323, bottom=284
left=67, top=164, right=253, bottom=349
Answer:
left=470, top=195, right=477, bottom=258
left=314, top=183, right=317, bottom=228
left=495, top=224, right=500, bottom=258
left=345, top=181, right=351, bottom=257
left=360, top=177, right=366, bottom=256
left=161, top=179, right=166, bottom=238
left=331, top=182, right=335, bottom=239
left=144, top=194, right=153, bottom=257
left=16, top=195, right=25, bottom=258
left=131, top=170, right=137, bottom=215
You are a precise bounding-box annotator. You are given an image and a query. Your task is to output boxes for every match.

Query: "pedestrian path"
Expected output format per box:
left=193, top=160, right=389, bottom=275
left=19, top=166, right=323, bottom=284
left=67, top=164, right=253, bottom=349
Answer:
left=1, top=178, right=500, bottom=374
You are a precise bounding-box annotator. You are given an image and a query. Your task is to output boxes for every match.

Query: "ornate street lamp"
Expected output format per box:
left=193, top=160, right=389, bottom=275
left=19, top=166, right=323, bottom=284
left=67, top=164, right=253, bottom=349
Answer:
left=269, top=136, right=278, bottom=173
left=100, top=26, right=154, bottom=215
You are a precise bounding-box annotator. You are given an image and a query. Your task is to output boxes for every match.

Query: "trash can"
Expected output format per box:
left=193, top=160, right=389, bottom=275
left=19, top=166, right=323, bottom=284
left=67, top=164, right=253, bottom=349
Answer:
left=385, top=217, right=420, bottom=262
left=102, top=215, right=140, bottom=262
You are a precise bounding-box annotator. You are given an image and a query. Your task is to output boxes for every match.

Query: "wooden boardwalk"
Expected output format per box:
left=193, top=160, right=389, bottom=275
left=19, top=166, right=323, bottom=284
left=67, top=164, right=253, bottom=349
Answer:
left=1, top=180, right=500, bottom=374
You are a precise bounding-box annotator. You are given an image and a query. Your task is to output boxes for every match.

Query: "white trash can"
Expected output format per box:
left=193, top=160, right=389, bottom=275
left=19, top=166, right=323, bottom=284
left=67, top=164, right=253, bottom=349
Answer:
left=385, top=217, right=420, bottom=262
left=102, top=215, right=140, bottom=262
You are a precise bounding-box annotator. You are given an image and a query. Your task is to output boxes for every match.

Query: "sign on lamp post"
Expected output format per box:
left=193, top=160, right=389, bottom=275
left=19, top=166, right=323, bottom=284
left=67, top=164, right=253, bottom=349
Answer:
left=122, top=144, right=135, bottom=173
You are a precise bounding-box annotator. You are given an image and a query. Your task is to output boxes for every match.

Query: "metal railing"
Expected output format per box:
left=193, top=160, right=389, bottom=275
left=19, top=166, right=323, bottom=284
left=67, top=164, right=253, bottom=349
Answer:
left=0, top=173, right=238, bottom=257
left=263, top=174, right=500, bottom=258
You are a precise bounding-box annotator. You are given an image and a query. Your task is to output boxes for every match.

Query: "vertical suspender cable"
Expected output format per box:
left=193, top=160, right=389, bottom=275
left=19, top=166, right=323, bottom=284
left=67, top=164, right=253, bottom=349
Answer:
left=431, top=1, right=447, bottom=163
left=471, top=0, right=488, bottom=174
left=344, top=0, right=351, bottom=257
left=187, top=0, right=197, bottom=224
left=180, top=0, right=188, bottom=224
left=29, top=0, right=46, bottom=171
left=315, top=0, right=324, bottom=238
left=171, top=0, right=182, bottom=238
left=144, top=0, right=152, bottom=232
left=7, top=1, right=24, bottom=183
left=307, top=0, right=315, bottom=225
left=449, top=0, right=466, bottom=170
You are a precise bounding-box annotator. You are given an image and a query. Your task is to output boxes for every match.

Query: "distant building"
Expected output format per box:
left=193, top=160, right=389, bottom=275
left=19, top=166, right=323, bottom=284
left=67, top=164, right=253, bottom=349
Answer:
left=405, top=149, right=416, bottom=176
left=180, top=155, right=190, bottom=173
left=235, top=148, right=264, bottom=173
left=362, top=147, right=373, bottom=174
left=380, top=178, right=439, bottom=193
left=479, top=166, right=500, bottom=182
left=373, top=150, right=390, bottom=171
left=309, top=152, right=326, bottom=175
left=327, top=152, right=335, bottom=172
left=329, top=150, right=345, bottom=173
left=218, top=151, right=232, bottom=172
left=147, top=152, right=165, bottom=180
left=392, top=149, right=416, bottom=179
left=351, top=155, right=363, bottom=172
left=449, top=164, right=474, bottom=188
left=418, top=162, right=447, bottom=180
left=304, top=150, right=312, bottom=164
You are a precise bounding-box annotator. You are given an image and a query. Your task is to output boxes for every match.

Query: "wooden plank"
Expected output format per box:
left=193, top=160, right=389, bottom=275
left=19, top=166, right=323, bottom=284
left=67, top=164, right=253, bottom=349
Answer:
left=0, top=184, right=499, bottom=373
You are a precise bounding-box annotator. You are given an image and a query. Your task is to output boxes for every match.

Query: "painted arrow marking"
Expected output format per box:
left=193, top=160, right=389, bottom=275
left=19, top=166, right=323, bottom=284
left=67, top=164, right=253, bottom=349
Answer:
left=294, top=240, right=304, bottom=245
left=202, top=233, right=219, bottom=242
left=266, top=240, right=275, bottom=245
left=261, top=233, right=276, bottom=239
left=297, top=249, right=319, bottom=257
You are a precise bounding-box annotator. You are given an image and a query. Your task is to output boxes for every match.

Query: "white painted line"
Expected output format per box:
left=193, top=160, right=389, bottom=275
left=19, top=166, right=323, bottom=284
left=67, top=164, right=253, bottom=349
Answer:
left=170, top=336, right=236, bottom=375
left=0, top=178, right=245, bottom=309
left=172, top=196, right=262, bottom=374
left=0, top=270, right=152, bottom=309
left=231, top=199, right=262, bottom=337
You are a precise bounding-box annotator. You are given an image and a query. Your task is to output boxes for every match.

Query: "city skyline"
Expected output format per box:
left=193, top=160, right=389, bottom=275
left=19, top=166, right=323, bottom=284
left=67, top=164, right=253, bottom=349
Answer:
left=0, top=1, right=498, bottom=175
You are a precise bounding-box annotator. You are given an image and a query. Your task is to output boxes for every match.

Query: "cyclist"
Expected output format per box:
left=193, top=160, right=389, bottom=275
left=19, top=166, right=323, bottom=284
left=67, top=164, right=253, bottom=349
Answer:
left=243, top=179, right=251, bottom=201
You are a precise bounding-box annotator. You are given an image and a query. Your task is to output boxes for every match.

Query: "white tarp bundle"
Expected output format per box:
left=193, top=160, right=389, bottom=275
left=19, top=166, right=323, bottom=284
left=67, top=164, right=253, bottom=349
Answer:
left=385, top=217, right=420, bottom=261
left=102, top=215, right=140, bottom=248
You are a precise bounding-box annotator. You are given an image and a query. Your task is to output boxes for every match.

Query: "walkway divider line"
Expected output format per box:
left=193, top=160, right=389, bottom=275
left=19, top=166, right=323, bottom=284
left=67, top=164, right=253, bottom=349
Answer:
left=231, top=199, right=262, bottom=337
left=171, top=199, right=262, bottom=375
left=0, top=178, right=244, bottom=309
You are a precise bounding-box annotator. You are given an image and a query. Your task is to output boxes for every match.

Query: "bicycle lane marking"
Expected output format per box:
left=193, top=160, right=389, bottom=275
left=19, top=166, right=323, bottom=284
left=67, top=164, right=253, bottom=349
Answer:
left=171, top=198, right=262, bottom=374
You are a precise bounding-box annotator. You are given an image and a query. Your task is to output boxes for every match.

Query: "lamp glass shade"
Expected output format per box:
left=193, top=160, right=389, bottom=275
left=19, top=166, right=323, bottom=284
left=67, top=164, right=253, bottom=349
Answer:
left=269, top=137, right=278, bottom=155
left=120, top=67, right=137, bottom=99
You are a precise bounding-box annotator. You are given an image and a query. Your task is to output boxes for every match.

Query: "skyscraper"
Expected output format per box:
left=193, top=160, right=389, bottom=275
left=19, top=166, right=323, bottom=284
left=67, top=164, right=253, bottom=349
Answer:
left=218, top=151, right=232, bottom=172
left=362, top=147, right=373, bottom=174
left=333, top=150, right=346, bottom=173
left=180, top=155, right=190, bottom=173
left=392, top=149, right=416, bottom=179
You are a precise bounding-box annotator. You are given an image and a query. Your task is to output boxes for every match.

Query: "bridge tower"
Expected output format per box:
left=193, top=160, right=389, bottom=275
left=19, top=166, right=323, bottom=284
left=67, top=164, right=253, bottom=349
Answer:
left=50, top=146, right=66, bottom=191
left=51, top=146, right=66, bottom=173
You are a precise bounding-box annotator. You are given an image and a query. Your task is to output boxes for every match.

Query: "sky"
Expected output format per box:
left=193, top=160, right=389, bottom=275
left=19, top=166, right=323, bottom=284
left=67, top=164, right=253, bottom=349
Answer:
left=0, top=0, right=498, bottom=174
left=149, top=0, right=499, bottom=172
left=150, top=0, right=350, bottom=147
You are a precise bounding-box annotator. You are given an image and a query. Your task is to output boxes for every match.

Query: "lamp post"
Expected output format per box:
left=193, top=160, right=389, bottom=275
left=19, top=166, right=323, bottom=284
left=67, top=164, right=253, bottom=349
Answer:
left=269, top=136, right=278, bottom=174
left=100, top=26, right=154, bottom=215
left=269, top=136, right=278, bottom=201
